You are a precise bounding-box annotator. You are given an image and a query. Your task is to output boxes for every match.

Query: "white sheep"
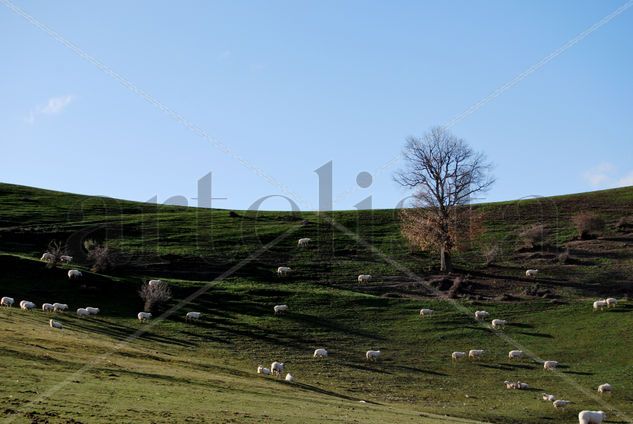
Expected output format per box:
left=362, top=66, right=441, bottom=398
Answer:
left=357, top=274, right=372, bottom=283
left=148, top=279, right=164, bottom=287
left=474, top=310, right=489, bottom=320
left=68, top=270, right=83, bottom=280
left=49, top=319, right=63, bottom=330
left=366, top=350, right=381, bottom=361
left=543, top=360, right=559, bottom=371
left=76, top=308, right=90, bottom=317
left=491, top=319, right=506, bottom=330
left=451, top=351, right=466, bottom=362
left=52, top=303, right=68, bottom=312
left=503, top=380, right=516, bottom=390
left=42, top=303, right=54, bottom=312
left=605, top=297, right=618, bottom=308
left=297, top=238, right=311, bottom=247
left=542, top=393, right=556, bottom=402
left=257, top=365, right=271, bottom=375
left=137, top=312, right=152, bottom=322
left=285, top=373, right=294, bottom=382
left=40, top=252, right=55, bottom=262
left=20, top=301, right=36, bottom=311
left=553, top=400, right=571, bottom=410
left=1, top=296, right=15, bottom=307
left=419, top=308, right=434, bottom=318
left=85, top=307, right=100, bottom=315
left=60, top=255, right=73, bottom=263
left=468, top=349, right=484, bottom=360
left=597, top=383, right=612, bottom=394
left=593, top=300, right=607, bottom=311
left=578, top=410, right=606, bottom=424
left=271, top=361, right=284, bottom=376
left=186, top=311, right=201, bottom=321
left=274, top=304, right=288, bottom=315
left=525, top=269, right=539, bottom=278
left=508, top=350, right=524, bottom=360
left=313, top=348, right=328, bottom=358
left=515, top=381, right=529, bottom=390
left=277, top=267, right=292, bottom=277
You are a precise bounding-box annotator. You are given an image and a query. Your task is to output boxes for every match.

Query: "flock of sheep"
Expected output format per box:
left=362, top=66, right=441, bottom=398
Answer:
left=0, top=246, right=622, bottom=424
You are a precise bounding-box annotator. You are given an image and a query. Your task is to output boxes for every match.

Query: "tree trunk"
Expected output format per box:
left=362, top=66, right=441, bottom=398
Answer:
left=440, top=247, right=453, bottom=273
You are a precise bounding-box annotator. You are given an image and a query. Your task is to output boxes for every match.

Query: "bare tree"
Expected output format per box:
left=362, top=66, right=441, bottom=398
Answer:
left=44, top=240, right=65, bottom=269
left=139, top=282, right=172, bottom=313
left=395, top=127, right=494, bottom=272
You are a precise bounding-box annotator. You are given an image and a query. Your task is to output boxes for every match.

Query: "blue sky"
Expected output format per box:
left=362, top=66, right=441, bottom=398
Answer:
left=1, top=0, right=632, bottom=211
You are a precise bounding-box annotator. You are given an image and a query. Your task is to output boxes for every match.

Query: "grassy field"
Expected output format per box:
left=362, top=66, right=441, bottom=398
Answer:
left=1, top=182, right=633, bottom=423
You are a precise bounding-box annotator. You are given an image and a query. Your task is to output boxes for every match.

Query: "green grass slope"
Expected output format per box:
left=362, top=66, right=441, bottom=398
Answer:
left=1, top=183, right=633, bottom=423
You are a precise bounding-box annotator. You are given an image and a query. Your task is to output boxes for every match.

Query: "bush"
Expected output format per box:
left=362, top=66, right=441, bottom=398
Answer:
left=557, top=248, right=570, bottom=264
left=44, top=240, right=66, bottom=269
left=481, top=243, right=501, bottom=266
left=518, top=224, right=548, bottom=249
left=139, top=282, right=172, bottom=313
left=572, top=212, right=605, bottom=240
left=447, top=276, right=465, bottom=299
left=86, top=242, right=117, bottom=273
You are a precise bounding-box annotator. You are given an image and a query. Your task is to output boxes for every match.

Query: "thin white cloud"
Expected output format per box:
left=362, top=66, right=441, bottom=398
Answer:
left=583, top=162, right=616, bottom=187
left=618, top=171, right=633, bottom=187
left=25, top=94, right=74, bottom=124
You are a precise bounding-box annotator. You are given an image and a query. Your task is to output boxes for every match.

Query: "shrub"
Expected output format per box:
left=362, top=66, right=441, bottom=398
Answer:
left=86, top=242, right=117, bottom=273
left=139, top=282, right=172, bottom=313
left=571, top=212, right=605, bottom=240
left=44, top=240, right=65, bottom=269
left=481, top=243, right=501, bottom=266
left=518, top=224, right=548, bottom=249
left=447, top=276, right=465, bottom=299
left=557, top=248, right=570, bottom=264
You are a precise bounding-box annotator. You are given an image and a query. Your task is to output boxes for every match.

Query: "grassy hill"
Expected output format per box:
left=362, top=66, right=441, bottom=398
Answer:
left=2, top=182, right=633, bottom=423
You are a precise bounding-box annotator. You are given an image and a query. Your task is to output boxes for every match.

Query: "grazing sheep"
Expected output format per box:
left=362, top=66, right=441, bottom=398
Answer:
left=271, top=361, right=284, bottom=376
left=553, top=400, right=571, bottom=410
left=52, top=303, right=68, bottom=312
left=419, top=308, right=434, bottom=318
left=597, top=383, right=612, bottom=394
left=185, top=311, right=201, bottom=321
left=42, top=303, right=54, bottom=312
left=285, top=373, right=294, bottom=382
left=85, top=307, right=100, bottom=315
left=148, top=279, right=164, bottom=287
left=49, top=319, right=63, bottom=330
left=20, top=301, right=36, bottom=311
left=76, top=308, right=90, bottom=317
left=1, top=296, right=15, bottom=307
left=451, top=351, right=466, bottom=362
left=543, top=360, right=559, bottom=371
left=491, top=319, right=506, bottom=330
left=313, top=348, right=328, bottom=358
left=474, top=310, right=489, bottom=320
left=277, top=267, right=292, bottom=277
left=366, top=350, right=381, bottom=361
left=40, top=252, right=55, bottom=262
left=606, top=297, right=618, bottom=308
left=593, top=300, right=607, bottom=311
left=542, top=393, right=556, bottom=402
left=357, top=274, right=372, bottom=283
left=68, top=270, right=83, bottom=280
left=515, top=381, right=529, bottom=390
left=297, top=238, right=311, bottom=247
left=504, top=380, right=516, bottom=390
left=525, top=269, right=539, bottom=278
left=578, top=410, right=606, bottom=424
left=60, top=255, right=73, bottom=263
left=468, top=349, right=484, bottom=360
left=274, top=304, right=288, bottom=315
left=508, top=350, right=524, bottom=360
left=137, top=312, right=152, bottom=322
left=257, top=365, right=271, bottom=375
